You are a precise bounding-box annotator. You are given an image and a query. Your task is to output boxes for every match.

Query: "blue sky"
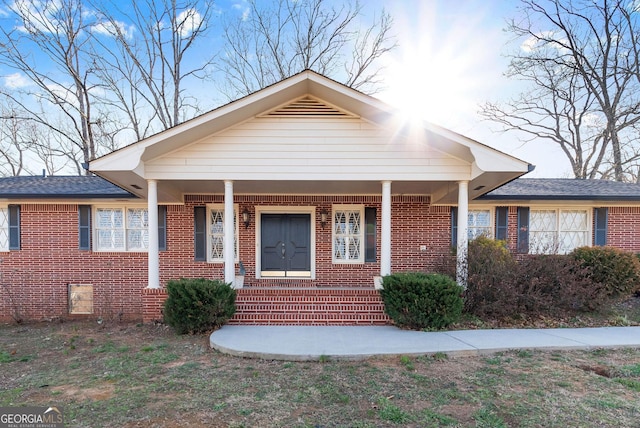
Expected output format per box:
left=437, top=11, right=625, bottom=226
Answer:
left=371, top=0, right=570, bottom=178
left=216, top=0, right=570, bottom=177
left=0, top=0, right=571, bottom=177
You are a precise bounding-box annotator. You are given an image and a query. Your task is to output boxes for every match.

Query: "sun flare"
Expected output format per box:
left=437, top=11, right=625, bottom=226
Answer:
left=381, top=37, right=477, bottom=128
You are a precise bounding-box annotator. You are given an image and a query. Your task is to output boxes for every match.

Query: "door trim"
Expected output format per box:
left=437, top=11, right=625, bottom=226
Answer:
left=255, top=206, right=317, bottom=279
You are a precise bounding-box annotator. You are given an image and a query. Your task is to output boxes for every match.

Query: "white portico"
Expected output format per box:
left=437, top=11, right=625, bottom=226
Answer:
left=90, top=70, right=531, bottom=290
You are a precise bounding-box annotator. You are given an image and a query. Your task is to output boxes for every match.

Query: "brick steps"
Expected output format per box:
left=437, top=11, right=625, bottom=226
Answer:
left=228, top=288, right=391, bottom=325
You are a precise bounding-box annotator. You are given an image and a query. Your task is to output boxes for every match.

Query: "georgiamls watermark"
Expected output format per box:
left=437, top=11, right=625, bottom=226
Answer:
left=0, top=406, right=64, bottom=428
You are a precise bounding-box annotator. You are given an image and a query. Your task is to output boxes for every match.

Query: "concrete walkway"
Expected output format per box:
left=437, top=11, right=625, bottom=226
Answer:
left=209, top=325, right=640, bottom=361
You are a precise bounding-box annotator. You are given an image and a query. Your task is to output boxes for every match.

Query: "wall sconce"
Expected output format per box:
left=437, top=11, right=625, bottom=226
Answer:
left=242, top=208, right=250, bottom=229
left=320, top=209, right=328, bottom=229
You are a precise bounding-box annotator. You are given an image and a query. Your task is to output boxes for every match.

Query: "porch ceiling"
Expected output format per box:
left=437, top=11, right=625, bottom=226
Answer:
left=100, top=172, right=523, bottom=205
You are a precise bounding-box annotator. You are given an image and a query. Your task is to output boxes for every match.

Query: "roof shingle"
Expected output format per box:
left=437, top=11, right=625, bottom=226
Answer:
left=479, top=178, right=640, bottom=201
left=0, top=175, right=136, bottom=199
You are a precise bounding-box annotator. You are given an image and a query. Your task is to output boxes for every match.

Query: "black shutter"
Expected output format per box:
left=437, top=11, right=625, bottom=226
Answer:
left=495, top=206, right=508, bottom=241
left=451, top=207, right=458, bottom=247
left=594, top=207, right=608, bottom=246
left=194, top=206, right=206, bottom=261
left=78, top=205, right=91, bottom=250
left=158, top=206, right=167, bottom=251
left=8, top=205, right=20, bottom=250
left=365, top=207, right=376, bottom=262
left=517, top=207, right=529, bottom=253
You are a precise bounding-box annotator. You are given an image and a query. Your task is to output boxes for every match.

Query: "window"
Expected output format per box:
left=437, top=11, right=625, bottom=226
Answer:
left=333, top=206, right=364, bottom=263
left=96, top=208, right=125, bottom=250
left=529, top=209, right=589, bottom=254
left=451, top=207, right=496, bottom=245
left=208, top=205, right=238, bottom=262
left=85, top=206, right=165, bottom=252
left=0, top=205, right=20, bottom=251
left=468, top=209, right=492, bottom=240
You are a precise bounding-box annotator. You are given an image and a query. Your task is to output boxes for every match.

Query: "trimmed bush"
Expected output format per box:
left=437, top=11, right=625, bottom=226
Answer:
left=163, top=278, right=236, bottom=334
left=380, top=272, right=463, bottom=330
left=464, top=236, right=517, bottom=315
left=571, top=246, right=640, bottom=298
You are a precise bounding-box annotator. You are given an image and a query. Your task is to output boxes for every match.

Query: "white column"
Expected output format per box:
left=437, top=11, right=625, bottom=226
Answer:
left=456, top=180, right=469, bottom=288
left=381, top=180, right=392, bottom=277
left=224, top=180, right=236, bottom=286
left=147, top=179, right=160, bottom=289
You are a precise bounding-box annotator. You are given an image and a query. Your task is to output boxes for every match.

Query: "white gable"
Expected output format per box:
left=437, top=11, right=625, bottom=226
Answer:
left=146, top=96, right=469, bottom=182
left=90, top=71, right=531, bottom=203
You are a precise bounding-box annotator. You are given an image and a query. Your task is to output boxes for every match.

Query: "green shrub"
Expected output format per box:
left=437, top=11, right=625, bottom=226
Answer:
left=571, top=246, right=640, bottom=298
left=464, top=236, right=518, bottom=315
left=163, top=278, right=236, bottom=334
left=380, top=272, right=463, bottom=330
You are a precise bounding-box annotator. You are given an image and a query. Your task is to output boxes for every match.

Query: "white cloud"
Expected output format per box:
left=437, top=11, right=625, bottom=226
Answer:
left=92, top=20, right=136, bottom=40
left=521, top=31, right=554, bottom=53
left=521, top=31, right=570, bottom=55
left=232, top=1, right=250, bottom=21
left=177, top=9, right=202, bottom=37
left=4, top=72, right=30, bottom=89
left=11, top=0, right=64, bottom=34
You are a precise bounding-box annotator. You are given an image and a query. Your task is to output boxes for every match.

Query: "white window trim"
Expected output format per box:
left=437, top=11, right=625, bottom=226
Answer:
left=332, top=204, right=365, bottom=264
left=207, top=204, right=239, bottom=263
left=467, top=207, right=495, bottom=240
left=254, top=205, right=317, bottom=280
left=529, top=207, right=591, bottom=254
left=0, top=206, right=8, bottom=252
left=93, top=205, right=150, bottom=252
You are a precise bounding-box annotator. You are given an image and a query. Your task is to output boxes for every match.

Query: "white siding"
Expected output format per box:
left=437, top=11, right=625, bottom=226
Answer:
left=146, top=117, right=470, bottom=180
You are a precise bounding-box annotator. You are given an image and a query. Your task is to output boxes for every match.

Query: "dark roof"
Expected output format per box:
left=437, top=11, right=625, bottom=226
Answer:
left=479, top=178, right=640, bottom=201
left=0, top=175, right=136, bottom=199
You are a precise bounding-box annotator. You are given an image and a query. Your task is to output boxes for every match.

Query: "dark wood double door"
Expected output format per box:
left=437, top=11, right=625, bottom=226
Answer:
left=261, top=214, right=311, bottom=277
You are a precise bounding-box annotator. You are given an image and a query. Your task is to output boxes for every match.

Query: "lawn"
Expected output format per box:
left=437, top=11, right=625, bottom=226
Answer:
left=1, top=320, right=639, bottom=427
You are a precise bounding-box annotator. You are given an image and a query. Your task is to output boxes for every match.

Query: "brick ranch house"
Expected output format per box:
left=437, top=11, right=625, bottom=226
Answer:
left=2, top=70, right=640, bottom=324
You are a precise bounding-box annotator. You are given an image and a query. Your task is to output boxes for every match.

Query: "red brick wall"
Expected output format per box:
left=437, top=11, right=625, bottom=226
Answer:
left=142, top=288, right=168, bottom=323
left=0, top=196, right=454, bottom=322
left=8, top=199, right=638, bottom=322
left=607, top=207, right=640, bottom=252
left=0, top=204, right=148, bottom=323
left=175, top=195, right=453, bottom=287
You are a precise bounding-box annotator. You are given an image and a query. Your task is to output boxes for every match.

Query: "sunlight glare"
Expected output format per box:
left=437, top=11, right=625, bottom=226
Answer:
left=381, top=36, right=478, bottom=129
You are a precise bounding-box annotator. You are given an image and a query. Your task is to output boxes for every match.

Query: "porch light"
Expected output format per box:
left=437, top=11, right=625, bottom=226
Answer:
left=320, top=209, right=329, bottom=229
left=242, top=208, right=250, bottom=229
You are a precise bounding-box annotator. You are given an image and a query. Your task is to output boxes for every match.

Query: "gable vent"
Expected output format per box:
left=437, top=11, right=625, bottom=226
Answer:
left=262, top=96, right=357, bottom=118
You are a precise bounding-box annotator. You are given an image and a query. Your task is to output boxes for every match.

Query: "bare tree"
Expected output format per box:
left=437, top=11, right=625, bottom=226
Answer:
left=218, top=0, right=396, bottom=100
left=0, top=109, right=29, bottom=177
left=0, top=0, right=112, bottom=173
left=482, top=0, right=640, bottom=181
left=0, top=100, right=72, bottom=177
left=91, top=0, right=217, bottom=138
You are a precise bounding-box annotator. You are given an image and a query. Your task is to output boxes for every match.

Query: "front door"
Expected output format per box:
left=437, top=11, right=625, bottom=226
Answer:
left=261, top=214, right=311, bottom=277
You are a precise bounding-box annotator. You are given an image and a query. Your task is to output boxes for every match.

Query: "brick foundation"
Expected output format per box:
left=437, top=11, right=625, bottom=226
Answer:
left=142, top=288, right=169, bottom=323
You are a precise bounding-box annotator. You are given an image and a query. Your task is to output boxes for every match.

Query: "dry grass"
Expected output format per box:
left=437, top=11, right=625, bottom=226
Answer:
left=1, top=320, right=640, bottom=427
